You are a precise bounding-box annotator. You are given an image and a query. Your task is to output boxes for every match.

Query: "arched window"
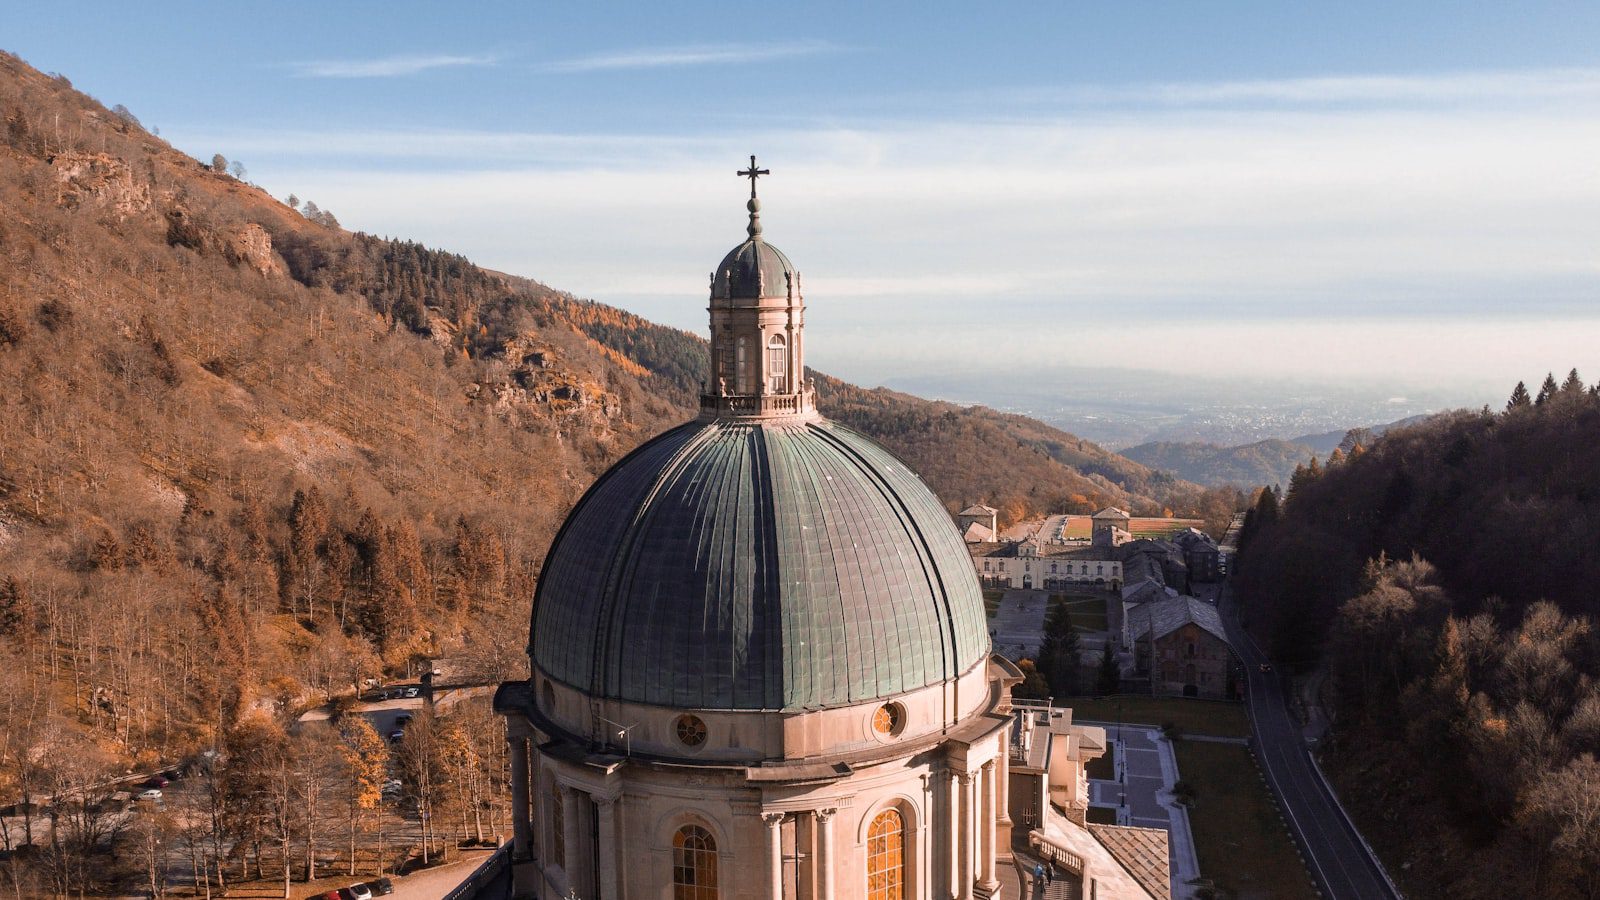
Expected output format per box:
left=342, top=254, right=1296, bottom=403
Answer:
left=767, top=334, right=787, bottom=393
left=716, top=327, right=733, bottom=384
left=672, top=825, right=718, bottom=899
left=867, top=809, right=905, bottom=900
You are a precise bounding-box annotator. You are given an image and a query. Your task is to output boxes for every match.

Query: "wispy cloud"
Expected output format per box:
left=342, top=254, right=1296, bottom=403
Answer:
left=543, top=41, right=841, bottom=74
left=914, top=67, right=1600, bottom=113
left=177, top=65, right=1600, bottom=391
left=289, top=53, right=498, bottom=79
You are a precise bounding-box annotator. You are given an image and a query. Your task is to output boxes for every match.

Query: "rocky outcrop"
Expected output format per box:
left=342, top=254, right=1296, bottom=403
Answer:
left=224, top=223, right=279, bottom=275
left=49, top=150, right=151, bottom=219
left=164, top=207, right=279, bottom=275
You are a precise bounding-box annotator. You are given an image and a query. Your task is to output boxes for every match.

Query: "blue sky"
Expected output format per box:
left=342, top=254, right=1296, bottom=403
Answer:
left=8, top=3, right=1600, bottom=396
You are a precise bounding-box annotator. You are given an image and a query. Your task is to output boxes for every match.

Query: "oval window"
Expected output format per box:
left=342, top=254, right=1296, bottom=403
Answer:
left=676, top=714, right=708, bottom=747
left=872, top=703, right=905, bottom=737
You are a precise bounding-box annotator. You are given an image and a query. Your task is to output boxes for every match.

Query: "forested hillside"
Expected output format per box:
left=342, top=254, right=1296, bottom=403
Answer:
left=0, top=49, right=1239, bottom=894
left=1232, top=374, right=1600, bottom=899
left=1122, top=438, right=1317, bottom=488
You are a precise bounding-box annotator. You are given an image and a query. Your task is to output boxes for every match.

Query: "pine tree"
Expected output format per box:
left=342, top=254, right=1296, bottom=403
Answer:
left=284, top=487, right=330, bottom=617
left=1037, top=603, right=1082, bottom=697
left=0, top=575, right=28, bottom=637
left=1096, top=642, right=1120, bottom=694
left=1561, top=368, right=1585, bottom=394
left=1535, top=373, right=1559, bottom=405
left=1507, top=381, right=1532, bottom=410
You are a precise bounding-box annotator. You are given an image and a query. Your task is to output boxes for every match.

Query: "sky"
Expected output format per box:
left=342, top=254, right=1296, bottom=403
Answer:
left=7, top=2, right=1600, bottom=400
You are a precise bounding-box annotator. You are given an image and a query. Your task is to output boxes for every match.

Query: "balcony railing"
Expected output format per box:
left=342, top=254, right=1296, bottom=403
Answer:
left=698, top=386, right=814, bottom=417
left=1029, top=830, right=1086, bottom=877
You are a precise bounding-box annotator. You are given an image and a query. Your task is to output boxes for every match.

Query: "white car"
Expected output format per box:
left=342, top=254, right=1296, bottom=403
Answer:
left=136, top=788, right=163, bottom=801
left=348, top=884, right=375, bottom=900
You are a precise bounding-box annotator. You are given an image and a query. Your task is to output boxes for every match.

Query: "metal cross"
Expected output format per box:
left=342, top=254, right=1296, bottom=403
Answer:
left=737, top=154, right=770, bottom=198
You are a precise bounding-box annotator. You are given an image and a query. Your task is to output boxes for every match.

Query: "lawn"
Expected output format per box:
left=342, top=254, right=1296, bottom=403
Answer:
left=1175, top=739, right=1317, bottom=900
left=1064, top=695, right=1249, bottom=739
left=1052, top=595, right=1108, bottom=632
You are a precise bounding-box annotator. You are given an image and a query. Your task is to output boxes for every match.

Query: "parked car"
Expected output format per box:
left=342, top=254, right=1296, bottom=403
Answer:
left=403, top=687, right=421, bottom=698
left=144, top=775, right=169, bottom=788
left=394, top=713, right=412, bottom=726
left=381, top=778, right=403, bottom=795
left=388, top=730, right=405, bottom=743
left=365, top=878, right=394, bottom=897
left=135, top=788, right=162, bottom=801
left=316, top=892, right=342, bottom=900
left=348, top=883, right=375, bottom=900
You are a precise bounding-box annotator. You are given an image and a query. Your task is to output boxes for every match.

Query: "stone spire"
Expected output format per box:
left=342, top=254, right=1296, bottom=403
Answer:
left=701, top=156, right=816, bottom=421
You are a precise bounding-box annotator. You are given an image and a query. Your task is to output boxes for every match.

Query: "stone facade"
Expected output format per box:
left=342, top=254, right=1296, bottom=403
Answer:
left=1132, top=609, right=1235, bottom=700
left=974, top=541, right=1123, bottom=591
left=498, top=656, right=1017, bottom=899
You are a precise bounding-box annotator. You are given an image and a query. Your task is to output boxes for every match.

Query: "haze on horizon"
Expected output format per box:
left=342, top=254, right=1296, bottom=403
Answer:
left=7, top=2, right=1597, bottom=405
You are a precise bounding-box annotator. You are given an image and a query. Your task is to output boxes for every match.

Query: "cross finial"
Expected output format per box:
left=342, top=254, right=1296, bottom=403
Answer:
left=737, top=154, right=769, bottom=200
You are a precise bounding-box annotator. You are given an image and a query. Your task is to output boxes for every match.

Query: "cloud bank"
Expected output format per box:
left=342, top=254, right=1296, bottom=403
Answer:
left=177, top=68, right=1600, bottom=393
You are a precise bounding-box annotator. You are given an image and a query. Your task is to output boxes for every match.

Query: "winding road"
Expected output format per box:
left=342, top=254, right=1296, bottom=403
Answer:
left=1218, top=523, right=1401, bottom=900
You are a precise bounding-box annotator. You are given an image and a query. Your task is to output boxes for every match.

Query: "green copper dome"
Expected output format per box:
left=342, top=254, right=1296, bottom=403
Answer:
left=530, top=418, right=990, bottom=711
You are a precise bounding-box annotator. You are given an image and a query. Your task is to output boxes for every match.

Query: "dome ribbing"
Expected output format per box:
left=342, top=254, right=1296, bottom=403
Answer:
left=530, top=418, right=990, bottom=711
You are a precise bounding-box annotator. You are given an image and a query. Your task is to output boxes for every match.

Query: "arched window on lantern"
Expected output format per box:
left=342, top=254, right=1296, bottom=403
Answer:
left=767, top=334, right=788, bottom=393
left=672, top=825, right=718, bottom=899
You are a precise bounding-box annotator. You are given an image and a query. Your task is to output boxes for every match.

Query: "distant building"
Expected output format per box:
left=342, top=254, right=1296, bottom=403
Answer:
left=1171, top=528, right=1222, bottom=583
left=1091, top=507, right=1133, bottom=548
left=971, top=538, right=1124, bottom=591
left=958, top=503, right=999, bottom=543
left=1130, top=596, right=1236, bottom=699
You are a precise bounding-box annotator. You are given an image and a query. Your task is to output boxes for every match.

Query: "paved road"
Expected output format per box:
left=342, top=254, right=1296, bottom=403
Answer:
left=1219, top=580, right=1400, bottom=900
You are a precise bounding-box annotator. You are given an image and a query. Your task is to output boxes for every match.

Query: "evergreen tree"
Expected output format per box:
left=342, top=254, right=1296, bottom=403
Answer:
left=1037, top=602, right=1082, bottom=697
left=1097, top=642, right=1120, bottom=694
left=0, top=575, right=28, bottom=637
left=1536, top=372, right=1559, bottom=405
left=1507, top=381, right=1532, bottom=410
left=1561, top=368, right=1585, bottom=394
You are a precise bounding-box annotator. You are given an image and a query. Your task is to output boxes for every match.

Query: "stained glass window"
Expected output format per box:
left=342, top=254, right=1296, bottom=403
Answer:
left=867, top=809, right=905, bottom=900
left=672, top=825, right=718, bottom=900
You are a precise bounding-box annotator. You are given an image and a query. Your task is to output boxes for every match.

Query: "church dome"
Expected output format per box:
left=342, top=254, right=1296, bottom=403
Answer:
left=711, top=235, right=796, bottom=301
left=530, top=417, right=991, bottom=712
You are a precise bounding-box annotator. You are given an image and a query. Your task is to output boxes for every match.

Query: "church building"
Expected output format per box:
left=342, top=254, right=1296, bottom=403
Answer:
left=493, top=160, right=1022, bottom=898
